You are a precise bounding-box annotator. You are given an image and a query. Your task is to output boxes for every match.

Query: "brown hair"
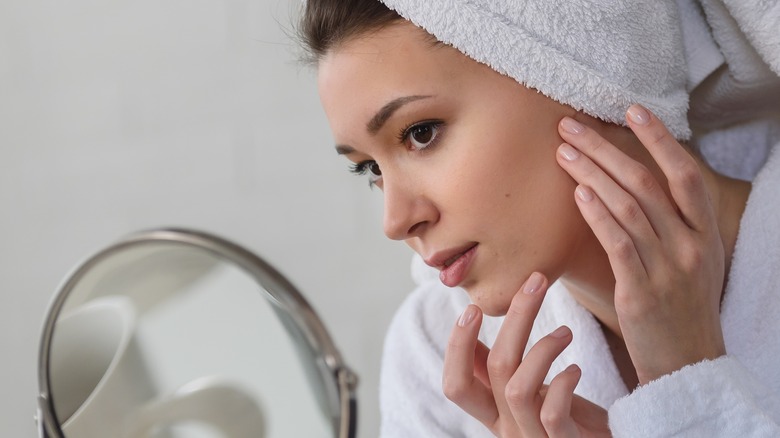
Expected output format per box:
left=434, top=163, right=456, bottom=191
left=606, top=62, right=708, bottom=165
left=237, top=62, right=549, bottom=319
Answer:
left=297, top=0, right=402, bottom=64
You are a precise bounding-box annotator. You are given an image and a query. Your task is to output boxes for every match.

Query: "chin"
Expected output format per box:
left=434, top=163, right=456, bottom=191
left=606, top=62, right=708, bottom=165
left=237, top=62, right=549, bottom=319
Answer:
left=463, top=268, right=548, bottom=316
left=462, top=282, right=515, bottom=317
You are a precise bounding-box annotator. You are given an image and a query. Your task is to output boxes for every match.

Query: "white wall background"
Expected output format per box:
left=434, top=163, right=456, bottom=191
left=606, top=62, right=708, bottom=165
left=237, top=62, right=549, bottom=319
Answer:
left=0, top=0, right=415, bottom=436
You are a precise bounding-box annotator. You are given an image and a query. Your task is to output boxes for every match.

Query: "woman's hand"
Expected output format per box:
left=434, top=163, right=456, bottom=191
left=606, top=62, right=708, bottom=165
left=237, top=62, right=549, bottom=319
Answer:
left=556, top=105, right=727, bottom=385
left=443, top=272, right=610, bottom=437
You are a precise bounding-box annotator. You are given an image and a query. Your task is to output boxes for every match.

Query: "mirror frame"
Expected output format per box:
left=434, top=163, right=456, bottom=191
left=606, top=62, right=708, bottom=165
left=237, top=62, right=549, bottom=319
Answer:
left=37, top=228, right=358, bottom=438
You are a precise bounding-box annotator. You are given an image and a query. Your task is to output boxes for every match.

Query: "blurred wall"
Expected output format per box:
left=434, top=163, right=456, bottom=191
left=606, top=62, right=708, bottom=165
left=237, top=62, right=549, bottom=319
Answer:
left=0, top=0, right=414, bottom=436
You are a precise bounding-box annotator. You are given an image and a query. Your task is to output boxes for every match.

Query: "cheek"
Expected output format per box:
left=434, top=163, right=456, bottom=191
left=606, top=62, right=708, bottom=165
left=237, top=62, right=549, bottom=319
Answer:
left=506, top=160, right=584, bottom=264
left=477, top=143, right=571, bottom=223
left=466, top=152, right=586, bottom=315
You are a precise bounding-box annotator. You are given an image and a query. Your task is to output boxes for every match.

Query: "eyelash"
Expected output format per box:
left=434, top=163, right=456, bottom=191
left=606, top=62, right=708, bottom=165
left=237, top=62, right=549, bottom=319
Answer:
left=349, top=161, right=371, bottom=175
left=349, top=161, right=381, bottom=188
left=349, top=120, right=445, bottom=187
left=397, top=119, right=445, bottom=151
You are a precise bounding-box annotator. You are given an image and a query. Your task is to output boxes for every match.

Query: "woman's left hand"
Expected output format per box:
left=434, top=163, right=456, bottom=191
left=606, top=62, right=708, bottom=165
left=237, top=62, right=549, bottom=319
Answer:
left=443, top=273, right=611, bottom=437
left=556, top=105, right=727, bottom=385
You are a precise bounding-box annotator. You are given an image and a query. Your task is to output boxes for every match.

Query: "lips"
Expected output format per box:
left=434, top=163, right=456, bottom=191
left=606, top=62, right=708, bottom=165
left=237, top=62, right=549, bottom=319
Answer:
left=443, top=252, right=464, bottom=267
left=425, top=243, right=478, bottom=287
left=425, top=243, right=477, bottom=269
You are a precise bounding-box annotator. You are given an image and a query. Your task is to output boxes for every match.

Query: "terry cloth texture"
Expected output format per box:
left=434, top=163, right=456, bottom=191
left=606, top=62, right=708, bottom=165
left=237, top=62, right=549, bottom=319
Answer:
left=379, top=0, right=692, bottom=139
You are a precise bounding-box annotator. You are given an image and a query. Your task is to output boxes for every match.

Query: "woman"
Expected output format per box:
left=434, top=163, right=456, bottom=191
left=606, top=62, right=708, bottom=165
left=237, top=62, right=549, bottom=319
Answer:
left=299, top=0, right=780, bottom=436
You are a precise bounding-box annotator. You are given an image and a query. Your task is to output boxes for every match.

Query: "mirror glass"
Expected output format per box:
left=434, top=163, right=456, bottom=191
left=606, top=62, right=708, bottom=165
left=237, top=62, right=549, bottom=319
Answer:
left=40, top=231, right=355, bottom=438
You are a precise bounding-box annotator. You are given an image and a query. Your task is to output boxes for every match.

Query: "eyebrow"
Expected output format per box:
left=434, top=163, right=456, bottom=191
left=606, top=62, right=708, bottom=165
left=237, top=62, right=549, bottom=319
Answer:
left=367, top=95, right=432, bottom=135
left=335, top=144, right=355, bottom=155
left=335, top=94, right=433, bottom=155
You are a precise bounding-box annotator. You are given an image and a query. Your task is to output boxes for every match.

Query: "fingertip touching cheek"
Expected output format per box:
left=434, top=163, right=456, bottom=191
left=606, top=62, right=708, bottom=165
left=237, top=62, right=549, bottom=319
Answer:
left=317, top=21, right=592, bottom=316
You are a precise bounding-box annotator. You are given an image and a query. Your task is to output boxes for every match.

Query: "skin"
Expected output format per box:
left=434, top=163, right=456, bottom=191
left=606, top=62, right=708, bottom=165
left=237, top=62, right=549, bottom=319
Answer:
left=321, top=22, right=600, bottom=316
left=317, top=21, right=752, bottom=437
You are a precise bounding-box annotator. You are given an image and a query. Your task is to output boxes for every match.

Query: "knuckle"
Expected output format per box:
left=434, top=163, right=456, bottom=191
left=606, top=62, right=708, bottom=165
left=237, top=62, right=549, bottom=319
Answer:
left=441, top=375, right=468, bottom=402
left=581, top=162, right=601, bottom=181
left=486, top=352, right=516, bottom=379
left=446, top=331, right=463, bottom=347
left=616, top=198, right=642, bottom=223
left=589, top=135, right=610, bottom=155
left=674, top=162, right=703, bottom=189
left=611, top=235, right=636, bottom=260
left=648, top=125, right=674, bottom=149
left=540, top=407, right=566, bottom=431
left=506, top=294, right=531, bottom=318
left=446, top=334, right=469, bottom=352
left=504, top=380, right=532, bottom=407
left=631, top=166, right=658, bottom=193
left=591, top=202, right=613, bottom=224
left=677, top=242, right=704, bottom=272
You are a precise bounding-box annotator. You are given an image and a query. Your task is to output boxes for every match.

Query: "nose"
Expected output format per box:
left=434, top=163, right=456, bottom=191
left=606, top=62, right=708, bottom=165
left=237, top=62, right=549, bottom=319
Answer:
left=382, top=177, right=438, bottom=241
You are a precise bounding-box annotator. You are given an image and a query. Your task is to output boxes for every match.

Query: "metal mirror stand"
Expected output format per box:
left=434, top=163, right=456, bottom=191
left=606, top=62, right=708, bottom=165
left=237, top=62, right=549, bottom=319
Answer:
left=36, top=228, right=358, bottom=438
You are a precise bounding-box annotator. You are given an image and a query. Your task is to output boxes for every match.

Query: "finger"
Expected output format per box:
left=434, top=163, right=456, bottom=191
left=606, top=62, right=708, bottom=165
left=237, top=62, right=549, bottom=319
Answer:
left=574, top=185, right=649, bottom=285
left=474, top=340, right=491, bottom=388
left=442, top=305, right=497, bottom=425
left=540, top=365, right=581, bottom=438
left=558, top=116, right=685, bottom=240
left=505, top=326, right=573, bottom=435
left=487, top=272, right=549, bottom=424
left=557, top=142, right=662, bottom=268
left=625, top=104, right=715, bottom=232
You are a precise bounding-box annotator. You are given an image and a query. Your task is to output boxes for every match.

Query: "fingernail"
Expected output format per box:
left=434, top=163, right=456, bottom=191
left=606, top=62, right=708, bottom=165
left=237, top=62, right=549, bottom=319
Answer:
left=565, top=364, right=581, bottom=374
left=523, top=272, right=544, bottom=294
left=560, top=117, right=585, bottom=134
left=627, top=105, right=650, bottom=125
left=558, top=143, right=580, bottom=161
left=458, top=305, right=477, bottom=327
left=575, top=185, right=593, bottom=202
left=551, top=326, right=570, bottom=338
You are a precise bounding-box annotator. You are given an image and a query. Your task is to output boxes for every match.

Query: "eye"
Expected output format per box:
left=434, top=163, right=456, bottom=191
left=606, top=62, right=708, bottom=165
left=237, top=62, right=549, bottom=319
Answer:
left=349, top=160, right=382, bottom=187
left=401, top=121, right=442, bottom=151
left=367, top=161, right=382, bottom=177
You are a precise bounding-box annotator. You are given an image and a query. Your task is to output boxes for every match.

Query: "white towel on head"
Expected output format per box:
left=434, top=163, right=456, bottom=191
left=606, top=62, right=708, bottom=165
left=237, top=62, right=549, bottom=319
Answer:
left=379, top=0, right=692, bottom=139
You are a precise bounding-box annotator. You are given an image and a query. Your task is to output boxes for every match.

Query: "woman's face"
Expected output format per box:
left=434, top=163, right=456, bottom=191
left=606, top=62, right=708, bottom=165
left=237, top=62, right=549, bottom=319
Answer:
left=318, top=22, right=592, bottom=315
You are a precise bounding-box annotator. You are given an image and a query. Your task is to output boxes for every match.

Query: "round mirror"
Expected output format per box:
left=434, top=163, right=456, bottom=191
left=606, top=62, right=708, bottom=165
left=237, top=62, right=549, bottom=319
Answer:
left=36, top=228, right=358, bottom=438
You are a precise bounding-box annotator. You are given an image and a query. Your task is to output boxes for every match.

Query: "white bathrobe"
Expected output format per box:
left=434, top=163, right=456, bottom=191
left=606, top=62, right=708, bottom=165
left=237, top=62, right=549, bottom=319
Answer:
left=379, top=142, right=780, bottom=437
left=376, top=0, right=780, bottom=435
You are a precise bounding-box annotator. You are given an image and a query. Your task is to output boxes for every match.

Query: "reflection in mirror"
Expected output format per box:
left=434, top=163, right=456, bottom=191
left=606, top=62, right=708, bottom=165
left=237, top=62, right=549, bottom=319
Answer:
left=39, top=230, right=357, bottom=438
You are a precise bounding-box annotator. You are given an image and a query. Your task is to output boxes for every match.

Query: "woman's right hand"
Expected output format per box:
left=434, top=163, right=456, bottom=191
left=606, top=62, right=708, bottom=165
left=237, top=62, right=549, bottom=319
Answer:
left=442, top=272, right=610, bottom=437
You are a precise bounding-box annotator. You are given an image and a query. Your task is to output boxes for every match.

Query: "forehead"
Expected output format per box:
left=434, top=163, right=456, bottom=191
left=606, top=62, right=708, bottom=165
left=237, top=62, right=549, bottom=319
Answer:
left=317, top=22, right=470, bottom=131
left=318, top=22, right=455, bottom=87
